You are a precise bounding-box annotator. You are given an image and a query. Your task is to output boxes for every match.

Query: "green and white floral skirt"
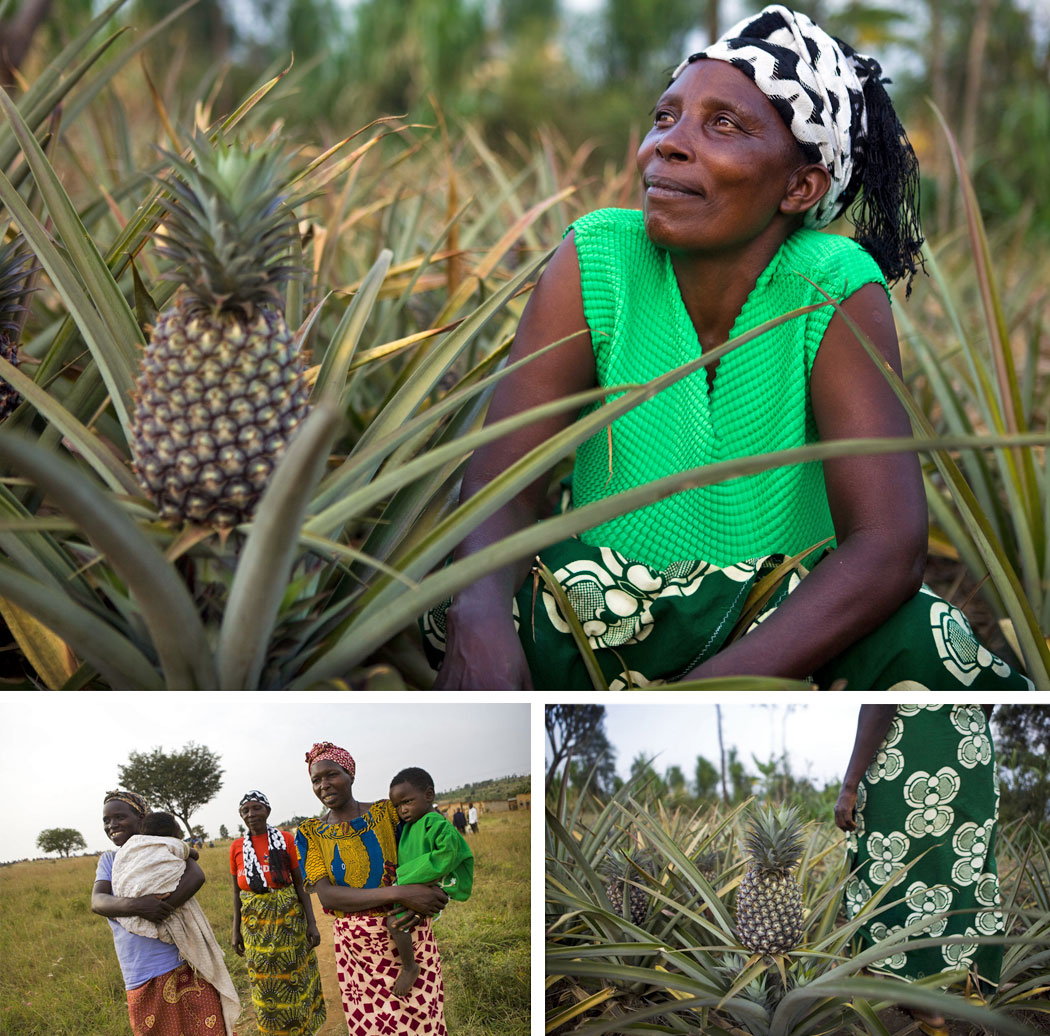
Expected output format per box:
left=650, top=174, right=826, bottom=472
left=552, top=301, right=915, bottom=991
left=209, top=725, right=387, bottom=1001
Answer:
left=421, top=538, right=1034, bottom=690
left=843, top=705, right=1003, bottom=992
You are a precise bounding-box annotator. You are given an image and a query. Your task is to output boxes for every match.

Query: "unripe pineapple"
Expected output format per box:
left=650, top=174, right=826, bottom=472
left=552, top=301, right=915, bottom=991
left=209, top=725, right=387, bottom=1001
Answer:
left=604, top=849, right=656, bottom=925
left=735, top=804, right=804, bottom=955
left=0, top=237, right=35, bottom=421
left=130, top=136, right=310, bottom=528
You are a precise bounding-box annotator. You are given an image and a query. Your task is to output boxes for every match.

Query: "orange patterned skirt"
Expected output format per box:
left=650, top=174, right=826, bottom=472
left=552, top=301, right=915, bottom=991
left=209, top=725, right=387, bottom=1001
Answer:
left=332, top=913, right=445, bottom=1035
left=126, top=962, right=228, bottom=1036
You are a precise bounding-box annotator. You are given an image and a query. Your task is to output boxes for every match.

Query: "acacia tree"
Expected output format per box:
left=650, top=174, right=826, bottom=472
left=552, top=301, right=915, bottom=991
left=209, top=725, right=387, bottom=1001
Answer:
left=36, top=827, right=86, bottom=857
left=117, top=742, right=224, bottom=836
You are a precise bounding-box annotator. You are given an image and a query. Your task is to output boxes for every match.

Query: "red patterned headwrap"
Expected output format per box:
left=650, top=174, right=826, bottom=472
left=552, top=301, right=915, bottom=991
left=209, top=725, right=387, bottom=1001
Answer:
left=305, top=741, right=356, bottom=780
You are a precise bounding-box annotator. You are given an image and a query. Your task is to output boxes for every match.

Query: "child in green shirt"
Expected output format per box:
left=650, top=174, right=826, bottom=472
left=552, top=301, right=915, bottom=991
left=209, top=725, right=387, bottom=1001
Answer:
left=387, top=766, right=474, bottom=996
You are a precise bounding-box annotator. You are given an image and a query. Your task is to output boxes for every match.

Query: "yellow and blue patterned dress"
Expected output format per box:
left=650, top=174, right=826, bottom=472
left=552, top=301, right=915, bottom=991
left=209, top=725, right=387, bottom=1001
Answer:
left=296, top=801, right=399, bottom=913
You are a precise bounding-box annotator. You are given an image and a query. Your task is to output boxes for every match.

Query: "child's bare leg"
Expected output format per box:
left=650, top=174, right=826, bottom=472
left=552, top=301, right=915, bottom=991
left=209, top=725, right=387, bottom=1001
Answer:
left=385, top=914, right=420, bottom=997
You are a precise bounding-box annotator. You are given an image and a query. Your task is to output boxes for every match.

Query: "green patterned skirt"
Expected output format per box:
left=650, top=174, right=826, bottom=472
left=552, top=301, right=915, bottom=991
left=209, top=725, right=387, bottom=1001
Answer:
left=421, top=538, right=1034, bottom=690
left=240, top=885, right=326, bottom=1036
left=843, top=705, right=1003, bottom=991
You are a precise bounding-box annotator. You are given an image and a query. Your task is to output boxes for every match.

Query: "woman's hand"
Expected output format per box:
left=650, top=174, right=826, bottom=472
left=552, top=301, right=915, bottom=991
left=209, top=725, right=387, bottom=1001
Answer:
left=389, top=910, right=425, bottom=932
left=132, top=894, right=177, bottom=923
left=232, top=927, right=245, bottom=956
left=834, top=785, right=858, bottom=831
left=395, top=883, right=449, bottom=917
left=306, top=923, right=321, bottom=949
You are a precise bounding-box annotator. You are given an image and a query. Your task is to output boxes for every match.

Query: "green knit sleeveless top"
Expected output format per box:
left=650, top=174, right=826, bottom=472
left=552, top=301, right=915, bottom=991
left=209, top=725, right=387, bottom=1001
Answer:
left=569, top=208, right=888, bottom=567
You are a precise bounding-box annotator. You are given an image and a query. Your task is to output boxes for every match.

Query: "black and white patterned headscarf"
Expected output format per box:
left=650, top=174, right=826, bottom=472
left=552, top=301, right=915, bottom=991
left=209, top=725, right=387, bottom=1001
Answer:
left=673, top=4, right=923, bottom=289
left=239, top=790, right=286, bottom=893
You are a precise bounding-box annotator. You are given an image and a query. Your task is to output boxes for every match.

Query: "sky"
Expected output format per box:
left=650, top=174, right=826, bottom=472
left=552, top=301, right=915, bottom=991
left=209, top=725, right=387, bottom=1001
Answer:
left=0, top=695, right=530, bottom=862
left=601, top=703, right=862, bottom=788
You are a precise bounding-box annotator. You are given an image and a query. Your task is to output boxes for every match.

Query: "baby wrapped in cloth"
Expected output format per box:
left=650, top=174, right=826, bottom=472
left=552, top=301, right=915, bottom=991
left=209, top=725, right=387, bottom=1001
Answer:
left=111, top=831, right=240, bottom=1036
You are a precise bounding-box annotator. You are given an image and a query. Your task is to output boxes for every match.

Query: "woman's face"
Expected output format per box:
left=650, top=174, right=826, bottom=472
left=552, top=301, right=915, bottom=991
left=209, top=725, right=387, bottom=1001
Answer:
left=239, top=799, right=270, bottom=835
left=310, top=759, right=353, bottom=810
left=636, top=59, right=811, bottom=257
left=103, top=800, right=143, bottom=847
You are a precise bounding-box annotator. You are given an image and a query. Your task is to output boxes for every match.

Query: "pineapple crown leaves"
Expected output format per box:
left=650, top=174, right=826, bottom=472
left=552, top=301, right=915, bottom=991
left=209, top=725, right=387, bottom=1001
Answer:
left=152, top=134, right=311, bottom=315
left=0, top=234, right=39, bottom=335
left=742, top=803, right=805, bottom=875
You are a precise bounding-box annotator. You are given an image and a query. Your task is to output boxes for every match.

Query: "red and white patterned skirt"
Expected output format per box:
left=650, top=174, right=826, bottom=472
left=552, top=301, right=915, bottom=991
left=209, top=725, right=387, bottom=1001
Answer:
left=331, top=913, right=445, bottom=1035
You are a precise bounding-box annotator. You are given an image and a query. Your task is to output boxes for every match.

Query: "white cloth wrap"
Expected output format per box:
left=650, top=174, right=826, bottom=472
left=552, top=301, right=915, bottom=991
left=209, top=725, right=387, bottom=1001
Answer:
left=673, top=4, right=873, bottom=229
left=110, top=836, right=240, bottom=1036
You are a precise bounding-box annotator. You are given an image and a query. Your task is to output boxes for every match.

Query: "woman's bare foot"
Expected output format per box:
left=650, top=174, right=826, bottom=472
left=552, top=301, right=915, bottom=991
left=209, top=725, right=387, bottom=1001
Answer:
left=904, top=1005, right=948, bottom=1035
left=391, top=961, right=420, bottom=997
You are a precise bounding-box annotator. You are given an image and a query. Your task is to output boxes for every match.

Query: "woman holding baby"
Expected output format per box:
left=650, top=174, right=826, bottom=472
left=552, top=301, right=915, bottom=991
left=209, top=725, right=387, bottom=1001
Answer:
left=91, top=789, right=239, bottom=1036
left=295, top=741, right=451, bottom=1036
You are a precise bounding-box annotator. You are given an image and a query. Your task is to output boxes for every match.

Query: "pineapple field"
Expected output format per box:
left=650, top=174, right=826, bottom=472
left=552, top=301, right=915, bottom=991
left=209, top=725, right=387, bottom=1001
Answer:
left=546, top=774, right=1050, bottom=1036
left=0, top=1, right=1048, bottom=689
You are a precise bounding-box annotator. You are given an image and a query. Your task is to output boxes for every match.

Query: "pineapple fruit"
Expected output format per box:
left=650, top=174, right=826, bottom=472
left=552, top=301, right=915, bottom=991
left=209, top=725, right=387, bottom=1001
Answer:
left=129, top=136, right=310, bottom=529
left=735, top=804, right=804, bottom=955
left=604, top=849, right=656, bottom=925
left=0, top=236, right=35, bottom=421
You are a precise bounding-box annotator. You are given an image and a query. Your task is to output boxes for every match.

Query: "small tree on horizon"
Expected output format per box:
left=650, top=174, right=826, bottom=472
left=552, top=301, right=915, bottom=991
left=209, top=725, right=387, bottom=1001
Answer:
left=219, top=824, right=229, bottom=839
left=37, top=827, right=86, bottom=857
left=117, top=742, right=224, bottom=836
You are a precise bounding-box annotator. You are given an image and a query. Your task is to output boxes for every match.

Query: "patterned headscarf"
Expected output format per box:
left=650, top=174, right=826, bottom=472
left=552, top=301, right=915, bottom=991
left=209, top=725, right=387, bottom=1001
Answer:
left=103, top=789, right=147, bottom=816
left=305, top=741, right=356, bottom=780
left=673, top=4, right=923, bottom=287
left=238, top=789, right=287, bottom=893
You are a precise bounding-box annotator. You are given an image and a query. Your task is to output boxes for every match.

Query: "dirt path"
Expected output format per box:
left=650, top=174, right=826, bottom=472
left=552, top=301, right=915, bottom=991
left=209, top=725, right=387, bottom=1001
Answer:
left=309, top=893, right=347, bottom=1036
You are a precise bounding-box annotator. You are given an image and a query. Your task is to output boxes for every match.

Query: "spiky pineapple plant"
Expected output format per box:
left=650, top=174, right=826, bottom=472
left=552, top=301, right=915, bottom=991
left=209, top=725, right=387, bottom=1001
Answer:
left=0, top=235, right=35, bottom=421
left=735, top=803, right=805, bottom=955
left=129, top=135, right=310, bottom=529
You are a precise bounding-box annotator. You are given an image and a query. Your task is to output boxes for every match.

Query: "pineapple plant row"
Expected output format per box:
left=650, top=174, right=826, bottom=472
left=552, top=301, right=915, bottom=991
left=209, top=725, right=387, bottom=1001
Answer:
left=546, top=769, right=1049, bottom=1036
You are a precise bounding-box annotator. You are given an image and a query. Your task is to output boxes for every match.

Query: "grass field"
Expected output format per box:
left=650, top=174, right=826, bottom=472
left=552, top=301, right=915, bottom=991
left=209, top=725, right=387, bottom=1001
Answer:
left=0, top=810, right=530, bottom=1036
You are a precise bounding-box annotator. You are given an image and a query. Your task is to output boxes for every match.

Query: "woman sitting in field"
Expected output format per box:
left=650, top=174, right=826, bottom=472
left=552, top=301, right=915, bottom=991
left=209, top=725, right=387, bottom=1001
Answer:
left=295, top=742, right=450, bottom=1035
left=231, top=789, right=325, bottom=1036
left=427, top=5, right=1033, bottom=691
left=92, top=791, right=240, bottom=1036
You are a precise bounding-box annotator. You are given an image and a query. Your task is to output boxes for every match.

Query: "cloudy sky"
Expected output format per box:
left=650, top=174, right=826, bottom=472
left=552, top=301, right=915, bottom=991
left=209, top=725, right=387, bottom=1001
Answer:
left=0, top=695, right=530, bottom=862
left=603, top=702, right=862, bottom=787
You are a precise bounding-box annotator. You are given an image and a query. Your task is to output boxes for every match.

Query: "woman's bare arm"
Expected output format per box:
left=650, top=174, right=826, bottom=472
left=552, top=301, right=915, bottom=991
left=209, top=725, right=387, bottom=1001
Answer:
left=291, top=864, right=321, bottom=947
left=231, top=872, right=245, bottom=953
left=311, top=876, right=448, bottom=916
left=684, top=284, right=926, bottom=682
left=835, top=704, right=899, bottom=831
left=434, top=233, right=594, bottom=689
left=92, top=860, right=205, bottom=922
